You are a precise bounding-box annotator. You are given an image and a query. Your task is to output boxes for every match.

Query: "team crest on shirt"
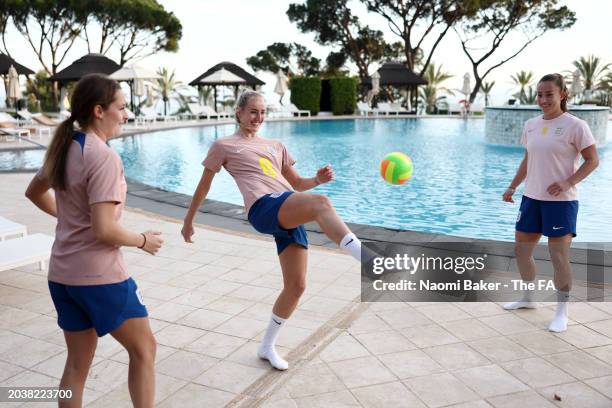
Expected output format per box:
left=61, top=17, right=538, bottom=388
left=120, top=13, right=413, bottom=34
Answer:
left=267, top=145, right=277, bottom=156
left=553, top=127, right=564, bottom=136
left=541, top=127, right=548, bottom=136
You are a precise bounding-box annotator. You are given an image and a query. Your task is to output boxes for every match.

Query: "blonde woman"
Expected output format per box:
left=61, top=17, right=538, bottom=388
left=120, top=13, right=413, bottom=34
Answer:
left=182, top=90, right=367, bottom=370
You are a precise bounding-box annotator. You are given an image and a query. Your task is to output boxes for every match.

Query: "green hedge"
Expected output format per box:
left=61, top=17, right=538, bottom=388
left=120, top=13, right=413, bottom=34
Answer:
left=289, top=76, right=321, bottom=115
left=329, top=77, right=358, bottom=115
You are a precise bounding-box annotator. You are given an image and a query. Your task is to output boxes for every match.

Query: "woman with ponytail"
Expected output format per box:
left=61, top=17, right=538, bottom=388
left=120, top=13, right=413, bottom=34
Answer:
left=25, top=74, right=163, bottom=407
left=502, top=73, right=599, bottom=332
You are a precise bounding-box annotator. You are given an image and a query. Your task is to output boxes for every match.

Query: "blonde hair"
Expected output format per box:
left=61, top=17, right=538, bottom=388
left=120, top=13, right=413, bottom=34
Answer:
left=234, top=89, right=265, bottom=124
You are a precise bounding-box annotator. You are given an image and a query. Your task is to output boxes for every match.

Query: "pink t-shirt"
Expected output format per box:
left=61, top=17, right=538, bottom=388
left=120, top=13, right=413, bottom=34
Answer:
left=520, top=112, right=595, bottom=201
left=37, top=132, right=128, bottom=285
left=202, top=134, right=296, bottom=211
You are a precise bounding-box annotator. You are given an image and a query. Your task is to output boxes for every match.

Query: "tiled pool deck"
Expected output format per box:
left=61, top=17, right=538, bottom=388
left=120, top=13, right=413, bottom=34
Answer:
left=1, top=118, right=611, bottom=407
left=1, top=172, right=611, bottom=407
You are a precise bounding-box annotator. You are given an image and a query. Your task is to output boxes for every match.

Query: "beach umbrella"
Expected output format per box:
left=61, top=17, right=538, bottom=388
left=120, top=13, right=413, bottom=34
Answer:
left=0, top=53, right=34, bottom=76
left=133, top=79, right=146, bottom=97
left=570, top=70, right=584, bottom=103
left=371, top=71, right=381, bottom=95
left=49, top=53, right=120, bottom=84
left=7, top=65, right=21, bottom=109
left=274, top=70, right=289, bottom=104
left=461, top=73, right=471, bottom=96
left=111, top=65, right=160, bottom=110
left=59, top=87, right=70, bottom=111
left=195, top=67, right=246, bottom=110
left=110, top=65, right=159, bottom=82
left=145, top=84, right=155, bottom=107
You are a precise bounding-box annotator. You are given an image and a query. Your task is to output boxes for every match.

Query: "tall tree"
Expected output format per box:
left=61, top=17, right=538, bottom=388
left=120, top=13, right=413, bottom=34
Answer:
left=418, top=62, right=454, bottom=113
left=82, top=0, right=182, bottom=66
left=247, top=42, right=321, bottom=76
left=456, top=0, right=575, bottom=104
left=287, top=0, right=397, bottom=79
left=480, top=80, right=495, bottom=106
left=153, top=67, right=187, bottom=116
left=510, top=70, right=534, bottom=103
left=7, top=0, right=88, bottom=77
left=361, top=0, right=473, bottom=75
left=572, top=55, right=610, bottom=92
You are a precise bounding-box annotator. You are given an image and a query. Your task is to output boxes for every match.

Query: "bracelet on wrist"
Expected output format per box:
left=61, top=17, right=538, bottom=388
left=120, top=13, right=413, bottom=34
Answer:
left=138, top=233, right=146, bottom=249
left=507, top=186, right=516, bottom=192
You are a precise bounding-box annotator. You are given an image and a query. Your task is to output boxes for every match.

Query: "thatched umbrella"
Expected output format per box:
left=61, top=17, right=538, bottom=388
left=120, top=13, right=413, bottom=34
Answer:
left=1, top=53, right=34, bottom=108
left=363, top=61, right=427, bottom=112
left=190, top=62, right=264, bottom=111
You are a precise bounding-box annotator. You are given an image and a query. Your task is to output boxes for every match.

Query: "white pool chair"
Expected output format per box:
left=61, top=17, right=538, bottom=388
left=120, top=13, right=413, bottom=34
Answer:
left=0, top=233, right=54, bottom=272
left=0, top=216, right=27, bottom=240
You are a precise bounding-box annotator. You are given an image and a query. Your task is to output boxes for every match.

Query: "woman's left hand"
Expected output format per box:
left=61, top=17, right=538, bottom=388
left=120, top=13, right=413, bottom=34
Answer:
left=316, top=164, right=334, bottom=185
left=547, top=180, right=573, bottom=196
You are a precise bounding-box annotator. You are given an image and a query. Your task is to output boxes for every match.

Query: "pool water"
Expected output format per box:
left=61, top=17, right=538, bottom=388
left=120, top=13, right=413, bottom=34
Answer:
left=3, top=119, right=610, bottom=241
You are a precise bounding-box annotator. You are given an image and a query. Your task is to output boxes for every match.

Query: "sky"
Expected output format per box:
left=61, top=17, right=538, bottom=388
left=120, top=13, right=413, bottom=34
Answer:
left=2, top=0, right=612, bottom=108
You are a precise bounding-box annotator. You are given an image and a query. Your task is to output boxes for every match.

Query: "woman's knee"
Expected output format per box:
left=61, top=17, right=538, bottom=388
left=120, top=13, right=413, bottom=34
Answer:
left=514, top=243, right=532, bottom=259
left=126, top=335, right=157, bottom=363
left=284, top=279, right=306, bottom=299
left=312, top=195, right=333, bottom=214
left=65, top=352, right=95, bottom=376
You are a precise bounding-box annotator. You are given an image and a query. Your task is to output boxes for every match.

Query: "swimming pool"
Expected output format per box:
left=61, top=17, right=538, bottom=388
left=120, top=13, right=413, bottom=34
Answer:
left=3, top=118, right=611, bottom=241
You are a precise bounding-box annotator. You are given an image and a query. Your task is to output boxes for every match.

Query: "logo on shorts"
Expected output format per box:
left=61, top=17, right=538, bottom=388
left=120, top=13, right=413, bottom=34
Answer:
left=552, top=226, right=564, bottom=230
left=516, top=211, right=522, bottom=223
left=269, top=192, right=283, bottom=198
left=135, top=288, right=146, bottom=306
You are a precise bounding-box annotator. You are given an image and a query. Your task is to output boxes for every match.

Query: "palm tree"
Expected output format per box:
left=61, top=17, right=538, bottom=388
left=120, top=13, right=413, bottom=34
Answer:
left=510, top=71, right=534, bottom=104
left=153, top=67, right=189, bottom=115
left=572, top=55, right=611, bottom=92
left=480, top=81, right=495, bottom=106
left=598, top=71, right=612, bottom=107
left=418, top=62, right=454, bottom=114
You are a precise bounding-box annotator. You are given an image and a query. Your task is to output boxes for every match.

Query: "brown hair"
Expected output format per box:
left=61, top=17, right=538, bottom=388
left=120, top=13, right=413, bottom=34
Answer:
left=538, top=73, right=569, bottom=112
left=43, top=74, right=121, bottom=190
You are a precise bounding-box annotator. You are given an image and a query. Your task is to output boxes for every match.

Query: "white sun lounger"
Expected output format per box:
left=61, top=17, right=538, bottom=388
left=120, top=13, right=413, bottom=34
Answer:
left=0, top=216, right=27, bottom=240
left=0, top=233, right=54, bottom=272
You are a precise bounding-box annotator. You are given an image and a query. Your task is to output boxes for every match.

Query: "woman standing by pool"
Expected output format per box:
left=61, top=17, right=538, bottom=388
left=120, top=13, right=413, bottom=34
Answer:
left=502, top=73, right=599, bottom=332
left=25, top=74, right=163, bottom=407
left=181, top=90, right=369, bottom=370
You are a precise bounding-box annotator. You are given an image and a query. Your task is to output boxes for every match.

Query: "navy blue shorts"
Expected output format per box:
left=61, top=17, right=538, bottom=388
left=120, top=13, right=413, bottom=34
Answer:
left=48, top=277, right=148, bottom=337
left=515, top=196, right=578, bottom=237
left=248, top=192, right=308, bottom=254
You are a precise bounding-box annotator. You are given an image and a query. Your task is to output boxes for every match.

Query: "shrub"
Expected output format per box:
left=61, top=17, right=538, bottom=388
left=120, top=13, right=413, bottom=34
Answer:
left=329, top=77, right=358, bottom=115
left=289, top=76, right=321, bottom=115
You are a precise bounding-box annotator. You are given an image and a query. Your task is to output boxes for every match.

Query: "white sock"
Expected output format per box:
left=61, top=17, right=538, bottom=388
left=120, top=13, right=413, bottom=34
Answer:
left=258, top=313, right=288, bottom=370
left=549, top=290, right=569, bottom=333
left=503, top=280, right=537, bottom=310
left=340, top=232, right=361, bottom=262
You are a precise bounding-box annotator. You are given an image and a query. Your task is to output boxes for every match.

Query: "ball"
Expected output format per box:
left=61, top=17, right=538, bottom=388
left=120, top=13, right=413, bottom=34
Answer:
left=380, top=152, right=413, bottom=185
